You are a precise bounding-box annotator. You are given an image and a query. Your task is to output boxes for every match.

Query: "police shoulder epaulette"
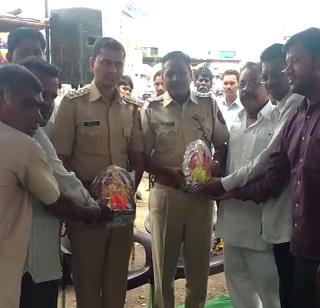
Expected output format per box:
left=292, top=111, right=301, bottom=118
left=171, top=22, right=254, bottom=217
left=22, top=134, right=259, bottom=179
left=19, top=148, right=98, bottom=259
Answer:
left=65, top=86, right=90, bottom=100
left=121, top=95, right=140, bottom=106
left=148, top=95, right=164, bottom=105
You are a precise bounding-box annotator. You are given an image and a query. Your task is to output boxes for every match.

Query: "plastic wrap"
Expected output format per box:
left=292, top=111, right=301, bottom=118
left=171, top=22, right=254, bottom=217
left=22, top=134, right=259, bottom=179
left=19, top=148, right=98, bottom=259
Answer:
left=182, top=140, right=212, bottom=192
left=91, top=165, right=136, bottom=227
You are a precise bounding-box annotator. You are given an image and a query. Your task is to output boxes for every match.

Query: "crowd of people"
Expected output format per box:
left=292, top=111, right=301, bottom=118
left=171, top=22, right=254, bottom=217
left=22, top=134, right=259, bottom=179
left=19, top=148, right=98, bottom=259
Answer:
left=0, top=25, right=319, bottom=308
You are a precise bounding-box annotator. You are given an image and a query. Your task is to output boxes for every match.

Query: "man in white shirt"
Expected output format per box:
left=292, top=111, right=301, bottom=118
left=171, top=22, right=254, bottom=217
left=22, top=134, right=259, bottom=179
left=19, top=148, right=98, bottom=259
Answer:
left=216, top=69, right=243, bottom=130
left=0, top=63, right=105, bottom=308
left=214, top=62, right=280, bottom=308
left=17, top=57, right=102, bottom=308
left=204, top=44, right=304, bottom=308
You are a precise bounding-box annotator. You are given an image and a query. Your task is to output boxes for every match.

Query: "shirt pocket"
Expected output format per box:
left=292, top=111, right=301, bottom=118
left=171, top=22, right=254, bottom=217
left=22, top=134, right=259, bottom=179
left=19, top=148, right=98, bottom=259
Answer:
left=155, top=122, right=178, bottom=151
left=77, top=123, right=107, bottom=155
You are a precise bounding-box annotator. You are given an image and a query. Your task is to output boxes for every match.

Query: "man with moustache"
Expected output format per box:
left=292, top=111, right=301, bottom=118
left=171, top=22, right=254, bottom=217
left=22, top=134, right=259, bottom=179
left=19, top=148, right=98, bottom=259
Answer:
left=5, top=27, right=106, bottom=306
left=18, top=57, right=103, bottom=308
left=214, top=27, right=320, bottom=308
left=141, top=51, right=229, bottom=308
left=6, top=28, right=46, bottom=62
left=18, top=57, right=62, bottom=308
left=5, top=29, right=107, bottom=308
left=258, top=44, right=303, bottom=308
left=0, top=64, right=59, bottom=308
left=195, top=67, right=214, bottom=93
left=153, top=70, right=165, bottom=97
left=0, top=64, right=103, bottom=308
left=53, top=37, right=144, bottom=308
left=144, top=71, right=165, bottom=110
left=214, top=62, right=280, bottom=308
left=217, top=69, right=242, bottom=130
left=204, top=44, right=304, bottom=308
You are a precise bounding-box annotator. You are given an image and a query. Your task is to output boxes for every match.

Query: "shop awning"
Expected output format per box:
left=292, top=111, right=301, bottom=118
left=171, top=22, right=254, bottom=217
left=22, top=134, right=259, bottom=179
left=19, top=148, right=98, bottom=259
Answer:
left=0, top=15, right=46, bottom=32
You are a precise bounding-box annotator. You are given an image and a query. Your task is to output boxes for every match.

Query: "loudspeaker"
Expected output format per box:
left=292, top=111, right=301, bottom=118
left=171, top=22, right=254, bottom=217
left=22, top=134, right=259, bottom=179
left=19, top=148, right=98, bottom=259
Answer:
left=50, top=8, right=102, bottom=85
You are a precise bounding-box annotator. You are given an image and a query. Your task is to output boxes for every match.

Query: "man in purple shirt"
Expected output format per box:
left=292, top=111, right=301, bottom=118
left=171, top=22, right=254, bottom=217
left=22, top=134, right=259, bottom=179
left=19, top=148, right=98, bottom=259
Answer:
left=214, top=27, right=320, bottom=308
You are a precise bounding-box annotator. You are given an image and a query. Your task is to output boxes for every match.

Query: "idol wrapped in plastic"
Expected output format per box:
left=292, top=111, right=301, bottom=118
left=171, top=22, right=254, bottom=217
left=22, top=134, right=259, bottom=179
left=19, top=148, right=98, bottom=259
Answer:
left=182, top=140, right=212, bottom=192
left=91, top=165, right=136, bottom=227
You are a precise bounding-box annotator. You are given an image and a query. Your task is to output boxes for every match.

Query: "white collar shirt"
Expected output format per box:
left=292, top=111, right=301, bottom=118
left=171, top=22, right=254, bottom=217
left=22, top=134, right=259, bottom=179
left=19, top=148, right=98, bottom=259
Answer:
left=221, top=94, right=304, bottom=243
left=216, top=95, right=243, bottom=131
left=217, top=101, right=276, bottom=250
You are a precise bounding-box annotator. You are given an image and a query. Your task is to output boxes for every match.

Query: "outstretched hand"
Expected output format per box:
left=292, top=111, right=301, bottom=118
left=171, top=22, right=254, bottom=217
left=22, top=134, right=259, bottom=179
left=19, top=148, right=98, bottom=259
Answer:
left=81, top=199, right=113, bottom=225
left=202, top=178, right=225, bottom=195
left=96, top=199, right=113, bottom=221
left=201, top=178, right=235, bottom=201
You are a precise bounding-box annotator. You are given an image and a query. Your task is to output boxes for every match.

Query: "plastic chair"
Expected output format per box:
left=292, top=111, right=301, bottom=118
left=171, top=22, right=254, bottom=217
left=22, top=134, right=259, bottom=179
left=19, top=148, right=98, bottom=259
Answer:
left=127, top=229, right=153, bottom=290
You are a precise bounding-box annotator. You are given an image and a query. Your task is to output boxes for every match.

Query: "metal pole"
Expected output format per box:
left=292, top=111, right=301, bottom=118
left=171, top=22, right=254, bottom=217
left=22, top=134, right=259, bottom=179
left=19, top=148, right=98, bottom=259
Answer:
left=44, top=0, right=50, bottom=62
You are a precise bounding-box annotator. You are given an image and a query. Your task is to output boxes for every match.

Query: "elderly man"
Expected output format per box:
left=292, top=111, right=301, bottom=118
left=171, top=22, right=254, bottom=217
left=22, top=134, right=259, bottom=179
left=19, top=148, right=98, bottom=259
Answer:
left=213, top=62, right=280, bottom=308
left=195, top=67, right=214, bottom=93
left=210, top=28, right=320, bottom=308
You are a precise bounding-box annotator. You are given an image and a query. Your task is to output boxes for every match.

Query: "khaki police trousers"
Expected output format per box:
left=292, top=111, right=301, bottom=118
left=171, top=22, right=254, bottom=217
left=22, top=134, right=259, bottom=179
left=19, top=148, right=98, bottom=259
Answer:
left=150, top=183, right=213, bottom=308
left=68, top=223, right=133, bottom=308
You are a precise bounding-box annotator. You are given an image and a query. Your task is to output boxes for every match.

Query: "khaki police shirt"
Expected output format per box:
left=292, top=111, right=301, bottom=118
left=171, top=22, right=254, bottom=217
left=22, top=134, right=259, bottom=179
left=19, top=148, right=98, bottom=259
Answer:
left=141, top=91, right=229, bottom=168
left=52, top=82, right=143, bottom=182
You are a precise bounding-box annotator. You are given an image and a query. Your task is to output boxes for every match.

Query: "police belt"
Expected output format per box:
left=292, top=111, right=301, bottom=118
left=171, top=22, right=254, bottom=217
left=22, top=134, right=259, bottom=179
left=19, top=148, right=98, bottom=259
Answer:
left=155, top=175, right=180, bottom=189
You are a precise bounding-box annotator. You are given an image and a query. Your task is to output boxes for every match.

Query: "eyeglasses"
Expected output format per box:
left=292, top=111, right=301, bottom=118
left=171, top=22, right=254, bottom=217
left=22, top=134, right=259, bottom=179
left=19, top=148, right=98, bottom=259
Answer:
left=239, top=80, right=264, bottom=90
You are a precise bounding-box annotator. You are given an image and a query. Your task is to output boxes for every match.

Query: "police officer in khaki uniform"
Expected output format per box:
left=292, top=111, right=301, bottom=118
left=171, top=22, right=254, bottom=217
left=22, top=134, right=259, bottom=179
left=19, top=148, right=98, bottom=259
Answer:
left=52, top=37, right=144, bottom=308
left=141, top=51, right=229, bottom=308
